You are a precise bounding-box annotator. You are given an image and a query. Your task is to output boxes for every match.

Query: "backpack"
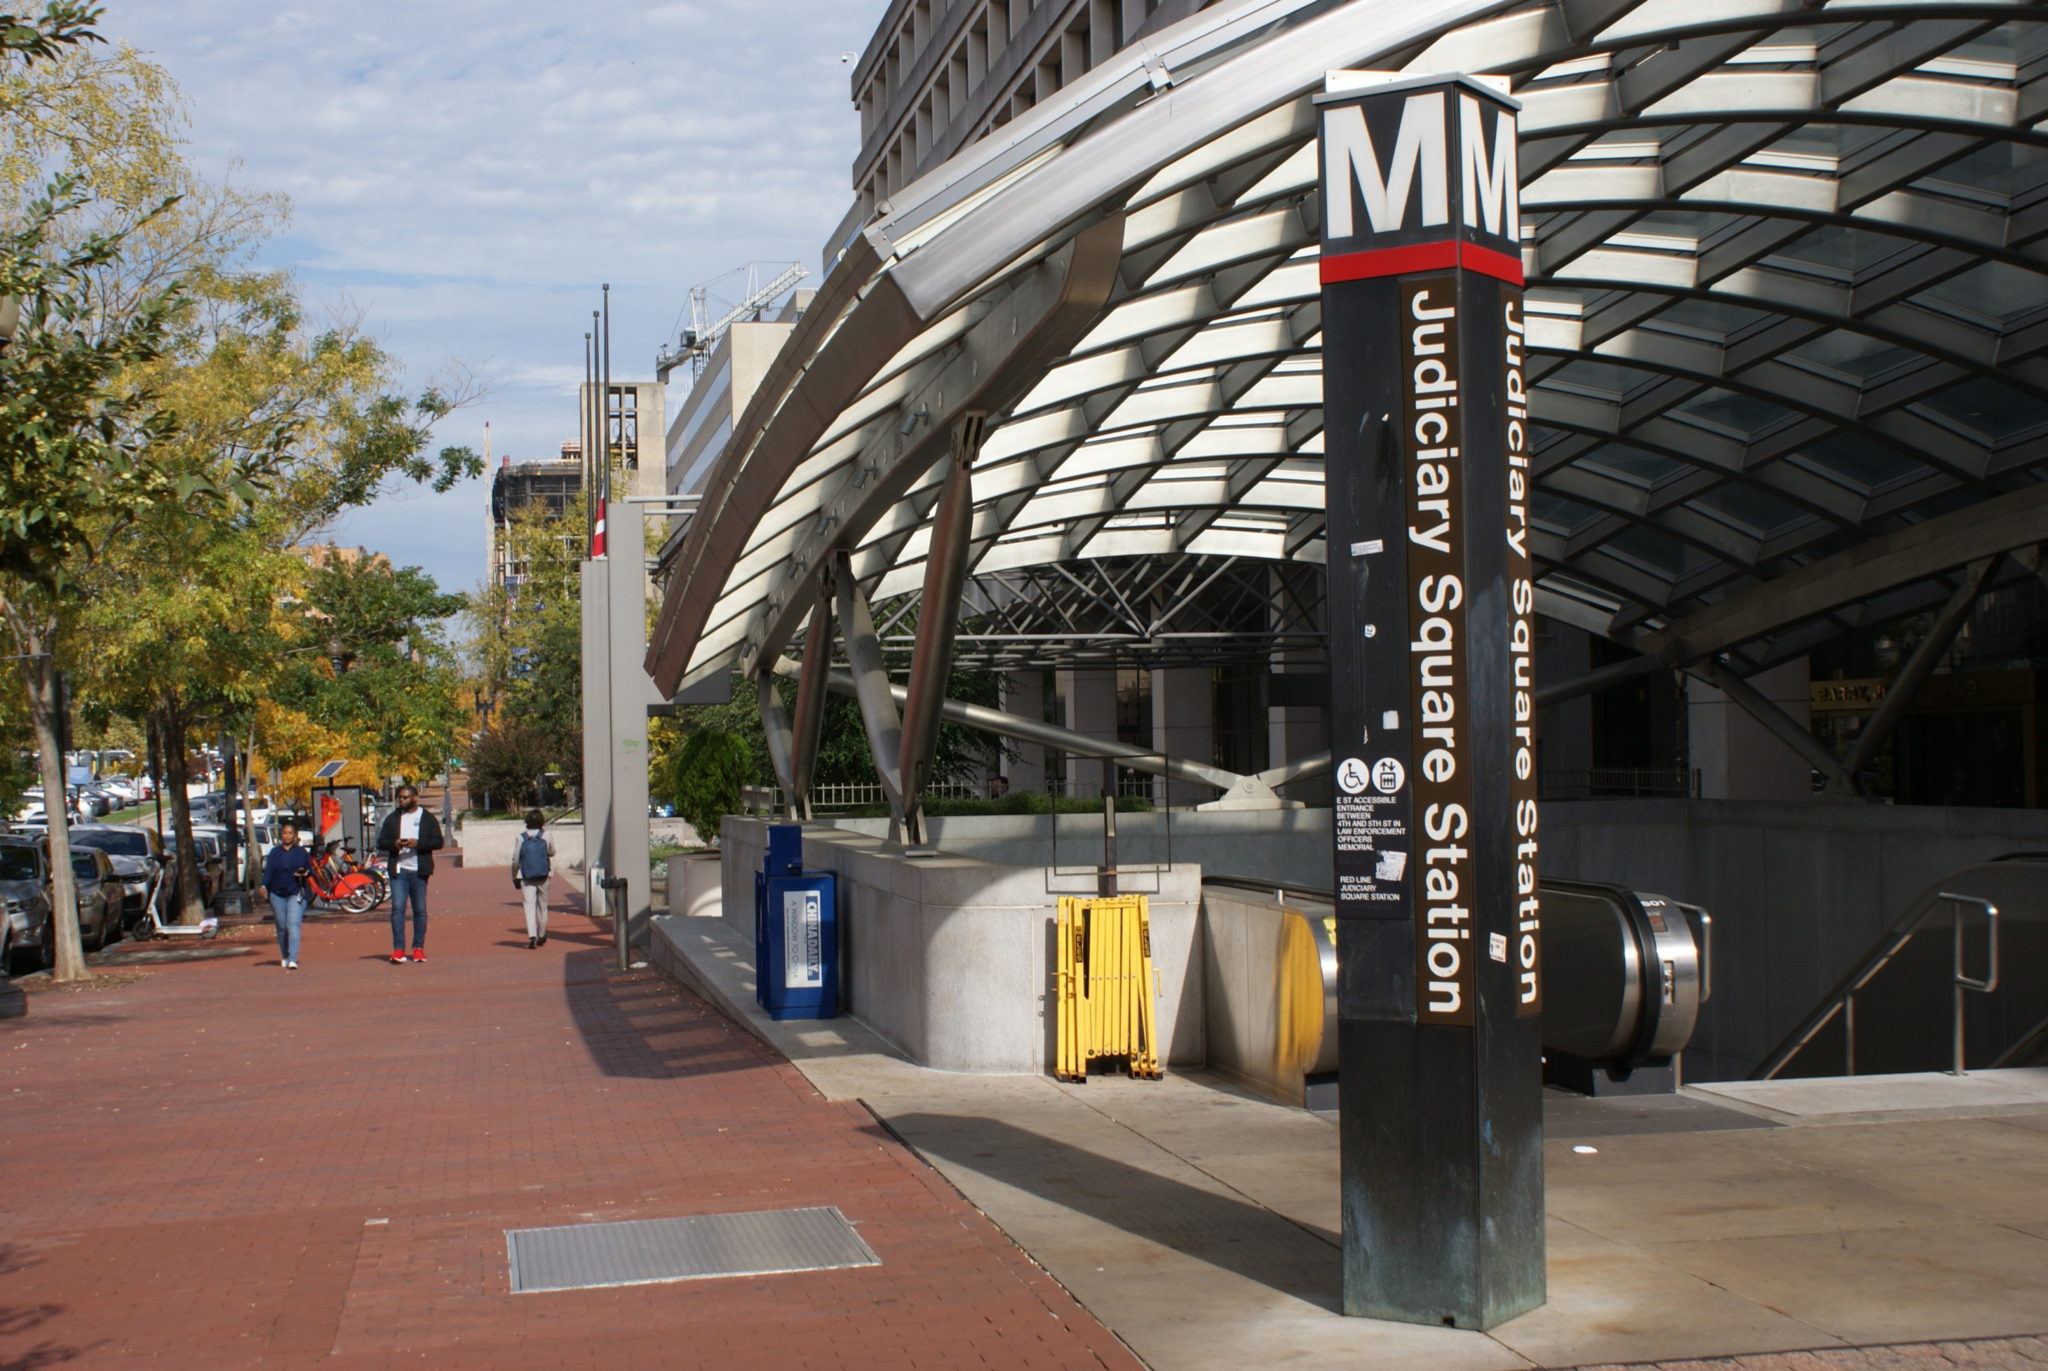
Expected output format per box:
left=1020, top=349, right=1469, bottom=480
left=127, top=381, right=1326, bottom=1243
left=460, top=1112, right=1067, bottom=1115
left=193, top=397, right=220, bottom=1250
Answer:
left=517, top=831, right=550, bottom=880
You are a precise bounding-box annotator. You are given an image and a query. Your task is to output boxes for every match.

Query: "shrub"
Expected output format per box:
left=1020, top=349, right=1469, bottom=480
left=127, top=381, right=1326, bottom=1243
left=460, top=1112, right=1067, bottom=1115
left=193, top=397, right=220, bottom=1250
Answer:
left=666, top=728, right=754, bottom=848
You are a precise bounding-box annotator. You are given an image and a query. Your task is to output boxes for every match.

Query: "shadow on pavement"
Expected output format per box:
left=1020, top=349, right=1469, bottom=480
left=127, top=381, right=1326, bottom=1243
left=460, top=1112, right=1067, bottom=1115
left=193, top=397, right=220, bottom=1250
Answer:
left=561, top=945, right=771, bottom=1081
left=885, top=1112, right=1343, bottom=1312
left=0, top=1242, right=87, bottom=1371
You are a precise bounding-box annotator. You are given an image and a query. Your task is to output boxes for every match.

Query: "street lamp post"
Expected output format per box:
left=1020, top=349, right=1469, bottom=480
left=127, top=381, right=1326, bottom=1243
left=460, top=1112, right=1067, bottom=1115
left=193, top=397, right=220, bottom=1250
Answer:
left=473, top=694, right=493, bottom=812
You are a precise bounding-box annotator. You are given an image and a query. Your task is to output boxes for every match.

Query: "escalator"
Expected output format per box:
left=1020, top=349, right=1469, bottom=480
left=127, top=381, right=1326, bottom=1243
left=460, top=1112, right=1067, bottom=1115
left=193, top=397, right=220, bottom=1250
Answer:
left=1754, top=853, right=2048, bottom=1080
left=1202, top=877, right=1713, bottom=1100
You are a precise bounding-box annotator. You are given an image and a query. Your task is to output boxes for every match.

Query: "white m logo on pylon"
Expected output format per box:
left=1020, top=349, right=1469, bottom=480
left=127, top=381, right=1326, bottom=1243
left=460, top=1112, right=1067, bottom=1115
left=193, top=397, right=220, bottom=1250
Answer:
left=1323, top=91, right=1449, bottom=240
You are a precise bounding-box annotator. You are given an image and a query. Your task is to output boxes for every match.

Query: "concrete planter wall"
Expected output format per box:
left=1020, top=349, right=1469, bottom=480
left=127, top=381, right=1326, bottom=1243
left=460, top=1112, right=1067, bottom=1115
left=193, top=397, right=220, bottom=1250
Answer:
left=721, top=816, right=1204, bottom=1075
left=667, top=852, right=723, bottom=918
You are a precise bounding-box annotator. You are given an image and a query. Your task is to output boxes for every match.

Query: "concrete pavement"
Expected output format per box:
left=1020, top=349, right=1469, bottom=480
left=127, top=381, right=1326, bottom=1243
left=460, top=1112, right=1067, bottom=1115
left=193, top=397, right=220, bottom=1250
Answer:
left=8, top=855, right=2045, bottom=1371
left=653, top=914, right=2048, bottom=1371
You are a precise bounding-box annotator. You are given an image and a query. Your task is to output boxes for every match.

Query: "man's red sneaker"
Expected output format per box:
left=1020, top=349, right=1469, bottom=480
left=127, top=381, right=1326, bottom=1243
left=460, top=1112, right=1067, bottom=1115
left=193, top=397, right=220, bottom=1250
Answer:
left=390, top=949, right=406, bottom=964
left=409, top=948, right=425, bottom=963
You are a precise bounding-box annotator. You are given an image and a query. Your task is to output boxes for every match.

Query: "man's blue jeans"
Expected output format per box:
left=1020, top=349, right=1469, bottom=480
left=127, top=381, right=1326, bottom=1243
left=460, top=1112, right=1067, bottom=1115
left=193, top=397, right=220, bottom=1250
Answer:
left=268, top=890, right=307, bottom=963
left=390, top=871, right=429, bottom=950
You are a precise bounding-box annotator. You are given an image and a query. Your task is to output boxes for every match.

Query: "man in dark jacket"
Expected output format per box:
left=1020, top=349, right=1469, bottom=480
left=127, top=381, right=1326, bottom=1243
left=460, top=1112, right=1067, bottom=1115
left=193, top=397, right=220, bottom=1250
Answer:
left=375, top=785, right=445, bottom=963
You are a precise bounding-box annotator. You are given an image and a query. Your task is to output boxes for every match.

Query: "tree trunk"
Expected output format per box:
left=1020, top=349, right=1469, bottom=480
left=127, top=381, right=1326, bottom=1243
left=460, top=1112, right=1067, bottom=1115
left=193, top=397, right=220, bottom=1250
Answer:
left=23, top=622, right=90, bottom=982
left=242, top=718, right=262, bottom=887
left=158, top=701, right=207, bottom=925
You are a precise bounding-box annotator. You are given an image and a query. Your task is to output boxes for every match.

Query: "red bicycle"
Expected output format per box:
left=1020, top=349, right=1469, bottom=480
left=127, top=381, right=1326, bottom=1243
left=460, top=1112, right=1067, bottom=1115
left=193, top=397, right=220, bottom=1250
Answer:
left=305, top=841, right=384, bottom=914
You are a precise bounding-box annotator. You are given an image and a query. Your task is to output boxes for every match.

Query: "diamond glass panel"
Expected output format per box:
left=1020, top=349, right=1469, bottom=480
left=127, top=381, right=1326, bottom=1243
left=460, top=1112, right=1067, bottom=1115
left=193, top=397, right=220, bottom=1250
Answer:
left=1784, top=433, right=1927, bottom=494
left=1910, top=377, right=2048, bottom=445
left=1917, top=261, right=2048, bottom=328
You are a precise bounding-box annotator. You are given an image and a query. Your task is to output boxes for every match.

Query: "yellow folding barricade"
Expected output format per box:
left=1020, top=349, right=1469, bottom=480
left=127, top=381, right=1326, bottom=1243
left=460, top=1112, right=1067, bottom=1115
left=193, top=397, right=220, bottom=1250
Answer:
left=1054, top=895, right=1162, bottom=1081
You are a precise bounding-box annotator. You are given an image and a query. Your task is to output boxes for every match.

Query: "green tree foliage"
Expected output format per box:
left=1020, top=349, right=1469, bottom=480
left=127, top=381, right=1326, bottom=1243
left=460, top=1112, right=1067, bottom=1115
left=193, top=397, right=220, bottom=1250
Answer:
left=278, top=557, right=468, bottom=785
left=467, top=490, right=587, bottom=790
left=0, top=178, right=188, bottom=977
left=654, top=665, right=1007, bottom=834
left=660, top=728, right=754, bottom=849
left=0, top=3, right=100, bottom=64
left=7, top=30, right=479, bottom=941
left=466, top=720, right=555, bottom=813
left=77, top=262, right=478, bottom=920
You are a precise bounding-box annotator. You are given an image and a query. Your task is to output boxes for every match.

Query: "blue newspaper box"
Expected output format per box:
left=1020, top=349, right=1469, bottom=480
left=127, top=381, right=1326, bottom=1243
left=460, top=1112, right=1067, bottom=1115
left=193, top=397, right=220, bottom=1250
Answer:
left=755, top=825, right=839, bottom=1021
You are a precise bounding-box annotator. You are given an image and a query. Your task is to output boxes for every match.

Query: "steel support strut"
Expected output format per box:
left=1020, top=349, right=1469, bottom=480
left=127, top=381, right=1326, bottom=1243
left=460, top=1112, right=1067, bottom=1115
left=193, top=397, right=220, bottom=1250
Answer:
left=1835, top=556, right=1998, bottom=792
left=758, top=673, right=798, bottom=819
left=897, top=416, right=986, bottom=845
left=833, top=550, right=909, bottom=837
left=787, top=588, right=834, bottom=821
left=1687, top=658, right=1852, bottom=790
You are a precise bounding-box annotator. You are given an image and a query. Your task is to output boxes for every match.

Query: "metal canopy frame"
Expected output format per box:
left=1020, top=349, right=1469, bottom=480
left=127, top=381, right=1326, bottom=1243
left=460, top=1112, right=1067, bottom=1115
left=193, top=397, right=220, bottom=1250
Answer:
left=650, top=0, right=2048, bottom=804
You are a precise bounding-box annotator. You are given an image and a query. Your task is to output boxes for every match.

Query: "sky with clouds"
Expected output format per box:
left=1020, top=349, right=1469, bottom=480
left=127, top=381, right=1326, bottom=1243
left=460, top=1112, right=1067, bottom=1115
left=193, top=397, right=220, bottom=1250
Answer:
left=111, top=0, right=887, bottom=597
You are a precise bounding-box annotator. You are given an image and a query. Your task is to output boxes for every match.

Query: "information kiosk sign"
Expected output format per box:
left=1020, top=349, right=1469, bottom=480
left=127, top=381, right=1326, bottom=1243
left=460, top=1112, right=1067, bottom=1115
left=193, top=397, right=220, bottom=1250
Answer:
left=1318, top=71, right=1544, bottom=1329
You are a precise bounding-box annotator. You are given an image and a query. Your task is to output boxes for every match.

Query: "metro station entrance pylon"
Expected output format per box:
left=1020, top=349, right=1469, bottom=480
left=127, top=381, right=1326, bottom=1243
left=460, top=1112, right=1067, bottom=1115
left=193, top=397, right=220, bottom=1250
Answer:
left=1318, top=72, right=1545, bottom=1328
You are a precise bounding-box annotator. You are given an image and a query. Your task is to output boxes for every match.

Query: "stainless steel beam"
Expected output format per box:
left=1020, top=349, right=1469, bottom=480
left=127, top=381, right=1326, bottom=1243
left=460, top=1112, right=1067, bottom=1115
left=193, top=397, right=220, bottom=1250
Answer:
left=815, top=668, right=1249, bottom=797
left=758, top=672, right=797, bottom=818
left=896, top=416, right=986, bottom=843
left=788, top=589, right=833, bottom=821
left=1534, top=654, right=1667, bottom=708
left=833, top=551, right=908, bottom=830
left=1639, top=482, right=2048, bottom=667
left=1257, top=752, right=1331, bottom=789
left=744, top=216, right=1125, bottom=677
left=1686, top=658, right=1850, bottom=791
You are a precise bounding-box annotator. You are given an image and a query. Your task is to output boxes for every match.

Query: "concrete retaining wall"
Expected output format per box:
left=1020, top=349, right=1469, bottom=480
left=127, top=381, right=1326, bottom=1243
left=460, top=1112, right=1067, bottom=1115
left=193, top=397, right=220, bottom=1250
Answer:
left=1543, top=799, right=2048, bottom=1081
left=825, top=810, right=1330, bottom=888
left=456, top=818, right=702, bottom=872
left=721, top=817, right=1204, bottom=1074
left=718, top=801, right=2046, bottom=1085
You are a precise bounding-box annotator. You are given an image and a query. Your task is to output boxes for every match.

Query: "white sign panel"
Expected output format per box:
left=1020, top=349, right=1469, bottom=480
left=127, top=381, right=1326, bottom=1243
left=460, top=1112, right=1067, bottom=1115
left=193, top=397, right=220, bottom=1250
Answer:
left=783, top=888, right=823, bottom=990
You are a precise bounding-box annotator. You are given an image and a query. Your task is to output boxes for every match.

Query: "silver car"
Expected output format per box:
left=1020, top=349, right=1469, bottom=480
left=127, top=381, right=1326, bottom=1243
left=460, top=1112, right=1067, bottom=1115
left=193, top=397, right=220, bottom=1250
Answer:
left=68, top=824, right=165, bottom=927
left=0, top=834, right=53, bottom=974
left=66, top=847, right=122, bottom=951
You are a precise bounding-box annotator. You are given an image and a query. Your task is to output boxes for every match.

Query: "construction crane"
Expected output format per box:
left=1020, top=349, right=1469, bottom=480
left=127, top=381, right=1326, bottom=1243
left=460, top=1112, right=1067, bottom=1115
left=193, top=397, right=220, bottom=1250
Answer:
left=656, top=261, right=808, bottom=384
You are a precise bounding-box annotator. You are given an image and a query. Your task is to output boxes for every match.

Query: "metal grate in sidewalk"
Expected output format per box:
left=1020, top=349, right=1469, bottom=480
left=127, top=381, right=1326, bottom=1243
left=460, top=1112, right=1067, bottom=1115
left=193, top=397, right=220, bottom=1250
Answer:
left=506, top=1206, right=880, bottom=1293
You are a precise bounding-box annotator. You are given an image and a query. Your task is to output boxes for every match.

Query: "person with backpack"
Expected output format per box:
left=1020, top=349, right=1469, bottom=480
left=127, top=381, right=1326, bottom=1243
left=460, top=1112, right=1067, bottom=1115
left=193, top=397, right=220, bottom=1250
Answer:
left=513, top=809, right=555, bottom=948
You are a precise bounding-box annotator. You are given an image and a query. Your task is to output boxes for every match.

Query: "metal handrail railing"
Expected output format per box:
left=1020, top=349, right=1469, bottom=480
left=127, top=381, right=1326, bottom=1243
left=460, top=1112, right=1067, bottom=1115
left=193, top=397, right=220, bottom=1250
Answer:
left=1990, top=1009, right=2048, bottom=1071
left=1756, top=888, right=2000, bottom=1080
left=1946, top=891, right=2000, bottom=1076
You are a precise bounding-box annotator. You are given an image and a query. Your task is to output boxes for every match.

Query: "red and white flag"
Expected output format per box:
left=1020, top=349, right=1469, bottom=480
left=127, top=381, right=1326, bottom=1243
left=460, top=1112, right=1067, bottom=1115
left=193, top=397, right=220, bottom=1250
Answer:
left=591, top=498, right=607, bottom=558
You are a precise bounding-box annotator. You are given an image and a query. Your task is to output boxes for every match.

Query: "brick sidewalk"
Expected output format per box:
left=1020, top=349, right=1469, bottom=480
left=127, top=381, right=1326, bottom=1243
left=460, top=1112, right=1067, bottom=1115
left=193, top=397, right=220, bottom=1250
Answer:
left=0, top=861, right=1140, bottom=1371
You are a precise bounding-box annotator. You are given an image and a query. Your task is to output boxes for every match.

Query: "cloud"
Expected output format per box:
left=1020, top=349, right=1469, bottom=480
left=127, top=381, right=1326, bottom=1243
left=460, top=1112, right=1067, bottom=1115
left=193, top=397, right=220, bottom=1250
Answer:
left=111, top=0, right=883, bottom=596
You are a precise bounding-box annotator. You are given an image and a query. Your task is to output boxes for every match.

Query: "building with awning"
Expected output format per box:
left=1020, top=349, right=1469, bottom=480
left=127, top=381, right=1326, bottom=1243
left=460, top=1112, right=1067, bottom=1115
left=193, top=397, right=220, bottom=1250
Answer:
left=648, top=0, right=2048, bottom=826
left=624, top=0, right=2048, bottom=1103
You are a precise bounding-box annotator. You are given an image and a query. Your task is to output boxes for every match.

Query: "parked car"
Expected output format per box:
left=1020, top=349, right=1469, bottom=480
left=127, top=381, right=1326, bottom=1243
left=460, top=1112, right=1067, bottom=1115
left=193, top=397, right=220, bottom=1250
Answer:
left=65, top=847, right=122, bottom=951
left=68, top=824, right=165, bottom=926
left=165, top=832, right=225, bottom=908
left=191, top=824, right=253, bottom=883
left=0, top=834, right=53, bottom=974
